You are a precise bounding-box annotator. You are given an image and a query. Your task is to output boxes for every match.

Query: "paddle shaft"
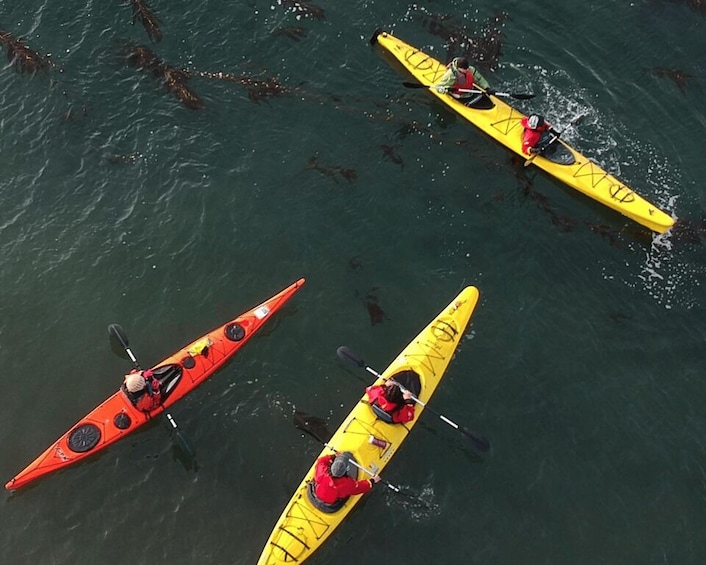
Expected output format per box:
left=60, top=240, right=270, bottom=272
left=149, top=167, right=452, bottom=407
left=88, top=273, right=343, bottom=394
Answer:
left=401, top=81, right=535, bottom=100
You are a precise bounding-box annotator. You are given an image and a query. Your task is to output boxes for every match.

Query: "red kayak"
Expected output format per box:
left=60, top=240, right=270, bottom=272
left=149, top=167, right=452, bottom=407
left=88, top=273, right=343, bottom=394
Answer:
left=5, top=278, right=305, bottom=490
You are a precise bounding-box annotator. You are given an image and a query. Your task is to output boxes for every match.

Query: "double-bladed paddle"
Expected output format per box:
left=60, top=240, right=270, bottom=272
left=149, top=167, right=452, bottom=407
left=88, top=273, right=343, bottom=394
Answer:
left=337, top=346, right=491, bottom=453
left=402, top=81, right=536, bottom=100
left=108, top=323, right=195, bottom=459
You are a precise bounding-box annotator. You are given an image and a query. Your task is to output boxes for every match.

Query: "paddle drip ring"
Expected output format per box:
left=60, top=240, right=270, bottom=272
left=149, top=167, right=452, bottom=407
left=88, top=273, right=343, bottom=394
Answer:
left=225, top=322, right=246, bottom=341
left=68, top=423, right=101, bottom=453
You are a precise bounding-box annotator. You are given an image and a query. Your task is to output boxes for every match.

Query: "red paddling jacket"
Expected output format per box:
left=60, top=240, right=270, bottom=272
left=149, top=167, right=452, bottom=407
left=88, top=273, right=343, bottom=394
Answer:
left=366, top=384, right=415, bottom=423
left=134, top=369, right=162, bottom=412
left=313, top=455, right=374, bottom=504
left=521, top=116, right=551, bottom=155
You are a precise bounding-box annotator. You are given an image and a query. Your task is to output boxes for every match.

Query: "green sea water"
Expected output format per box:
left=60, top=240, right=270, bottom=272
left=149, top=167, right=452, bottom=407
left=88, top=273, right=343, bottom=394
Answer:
left=1, top=1, right=706, bottom=563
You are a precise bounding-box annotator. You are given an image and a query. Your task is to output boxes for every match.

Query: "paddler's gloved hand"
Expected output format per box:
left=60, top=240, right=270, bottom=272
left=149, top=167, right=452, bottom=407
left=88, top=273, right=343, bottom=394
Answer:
left=434, top=86, right=449, bottom=94
left=485, top=88, right=496, bottom=95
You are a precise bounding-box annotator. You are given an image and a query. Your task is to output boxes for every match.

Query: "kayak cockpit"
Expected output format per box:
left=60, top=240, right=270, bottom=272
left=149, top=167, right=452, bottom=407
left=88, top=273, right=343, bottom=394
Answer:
left=540, top=137, right=576, bottom=165
left=306, top=452, right=361, bottom=514
left=463, top=93, right=495, bottom=110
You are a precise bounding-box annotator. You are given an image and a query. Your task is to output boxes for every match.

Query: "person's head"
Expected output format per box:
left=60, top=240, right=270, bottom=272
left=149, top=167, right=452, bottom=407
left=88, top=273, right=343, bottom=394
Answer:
left=452, top=57, right=469, bottom=72
left=125, top=373, right=146, bottom=393
left=527, top=114, right=544, bottom=130
left=383, top=381, right=404, bottom=405
left=330, top=455, right=349, bottom=478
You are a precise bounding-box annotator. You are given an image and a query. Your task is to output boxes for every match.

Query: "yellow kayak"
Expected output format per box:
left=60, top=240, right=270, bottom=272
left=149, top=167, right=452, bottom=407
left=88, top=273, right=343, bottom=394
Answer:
left=371, top=29, right=674, bottom=234
left=256, top=286, right=481, bottom=565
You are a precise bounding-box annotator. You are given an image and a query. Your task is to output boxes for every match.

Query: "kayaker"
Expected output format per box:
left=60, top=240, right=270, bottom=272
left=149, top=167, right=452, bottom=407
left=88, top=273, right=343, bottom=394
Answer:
left=433, top=56, right=493, bottom=99
left=365, top=370, right=421, bottom=424
left=312, top=453, right=380, bottom=504
left=123, top=369, right=162, bottom=412
left=521, top=113, right=558, bottom=155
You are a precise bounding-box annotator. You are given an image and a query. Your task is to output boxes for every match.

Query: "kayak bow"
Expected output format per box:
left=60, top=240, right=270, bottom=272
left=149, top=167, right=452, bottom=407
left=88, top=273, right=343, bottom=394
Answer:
left=256, top=285, right=480, bottom=565
left=371, top=29, right=674, bottom=234
left=5, top=278, right=305, bottom=491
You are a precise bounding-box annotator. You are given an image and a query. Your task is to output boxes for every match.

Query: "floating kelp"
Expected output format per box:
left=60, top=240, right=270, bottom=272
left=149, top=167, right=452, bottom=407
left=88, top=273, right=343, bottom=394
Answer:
left=272, top=26, right=308, bottom=41
left=653, top=67, right=693, bottom=94
left=306, top=156, right=357, bottom=183
left=279, top=0, right=325, bottom=20
left=128, top=0, right=163, bottom=42
left=189, top=70, right=289, bottom=103
left=124, top=43, right=204, bottom=109
left=414, top=10, right=510, bottom=71
left=0, top=29, right=52, bottom=74
left=163, top=67, right=204, bottom=109
left=125, top=43, right=161, bottom=72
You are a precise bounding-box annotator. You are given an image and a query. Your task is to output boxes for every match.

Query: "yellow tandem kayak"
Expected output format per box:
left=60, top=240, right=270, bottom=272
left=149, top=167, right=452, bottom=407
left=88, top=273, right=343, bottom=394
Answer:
left=370, top=29, right=674, bottom=234
left=256, top=286, right=481, bottom=565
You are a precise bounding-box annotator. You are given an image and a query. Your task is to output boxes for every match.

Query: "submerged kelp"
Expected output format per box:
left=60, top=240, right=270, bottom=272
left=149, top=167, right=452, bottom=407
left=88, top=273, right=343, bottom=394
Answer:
left=414, top=10, right=511, bottom=71
left=278, top=0, right=325, bottom=20
left=653, top=67, right=693, bottom=94
left=306, top=156, right=358, bottom=183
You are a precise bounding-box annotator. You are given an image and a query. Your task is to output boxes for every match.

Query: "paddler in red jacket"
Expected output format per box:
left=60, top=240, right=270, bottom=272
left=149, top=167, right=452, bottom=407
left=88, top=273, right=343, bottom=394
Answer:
left=313, top=453, right=381, bottom=504
left=521, top=113, right=558, bottom=155
left=366, top=379, right=416, bottom=424
left=433, top=56, right=493, bottom=99
left=124, top=369, right=162, bottom=412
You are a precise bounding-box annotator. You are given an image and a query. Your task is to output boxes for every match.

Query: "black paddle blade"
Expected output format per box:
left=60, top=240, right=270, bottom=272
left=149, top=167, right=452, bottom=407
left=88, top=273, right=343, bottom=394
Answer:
left=108, top=323, right=129, bottom=348
left=402, top=81, right=428, bottom=89
left=293, top=410, right=333, bottom=444
left=108, top=323, right=131, bottom=359
left=165, top=413, right=196, bottom=460
left=462, top=428, right=491, bottom=453
left=336, top=346, right=365, bottom=368
left=509, top=93, right=535, bottom=100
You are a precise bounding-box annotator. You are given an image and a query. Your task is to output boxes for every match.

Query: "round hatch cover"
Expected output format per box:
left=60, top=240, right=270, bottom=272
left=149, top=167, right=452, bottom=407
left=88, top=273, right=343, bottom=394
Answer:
left=67, top=423, right=101, bottom=453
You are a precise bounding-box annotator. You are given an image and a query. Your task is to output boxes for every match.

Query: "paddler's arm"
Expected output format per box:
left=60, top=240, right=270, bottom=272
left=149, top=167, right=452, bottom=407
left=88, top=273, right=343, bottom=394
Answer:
left=433, top=68, right=456, bottom=93
left=470, top=66, right=491, bottom=90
